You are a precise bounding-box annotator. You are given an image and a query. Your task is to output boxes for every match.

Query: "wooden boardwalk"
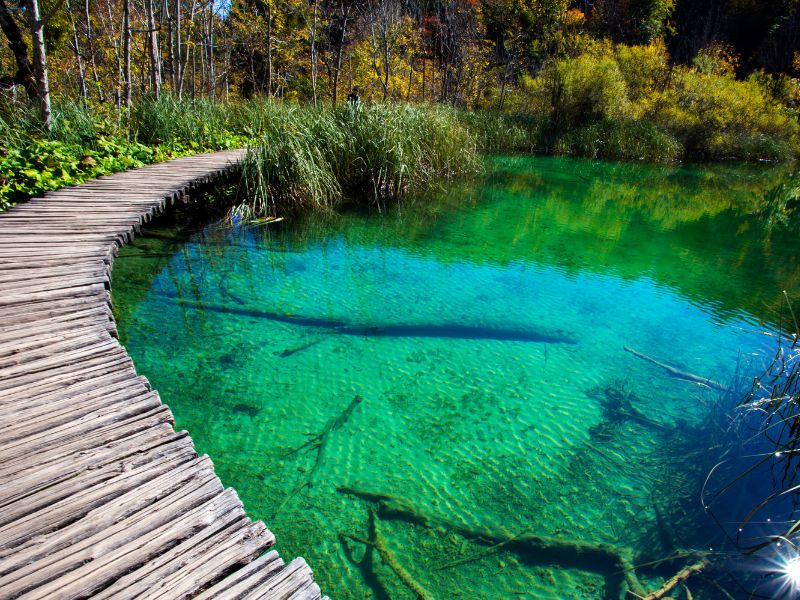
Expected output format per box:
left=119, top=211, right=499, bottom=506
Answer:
left=0, top=151, right=325, bottom=600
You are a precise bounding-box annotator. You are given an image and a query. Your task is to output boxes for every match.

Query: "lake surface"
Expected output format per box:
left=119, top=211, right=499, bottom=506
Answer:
left=114, top=156, right=799, bottom=599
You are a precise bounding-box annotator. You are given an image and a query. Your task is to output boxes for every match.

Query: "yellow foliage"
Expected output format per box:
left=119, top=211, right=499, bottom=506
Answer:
left=615, top=41, right=670, bottom=109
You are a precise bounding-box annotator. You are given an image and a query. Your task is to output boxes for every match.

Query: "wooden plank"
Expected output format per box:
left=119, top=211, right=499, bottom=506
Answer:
left=0, top=370, right=146, bottom=410
left=193, top=551, right=285, bottom=600
left=0, top=349, right=133, bottom=398
left=0, top=378, right=152, bottom=441
left=239, top=558, right=320, bottom=600
left=93, top=519, right=274, bottom=600
left=0, top=391, right=162, bottom=463
left=0, top=423, right=179, bottom=509
left=0, top=433, right=195, bottom=529
left=0, top=437, right=198, bottom=549
left=0, top=404, right=174, bottom=478
left=0, top=473, right=226, bottom=595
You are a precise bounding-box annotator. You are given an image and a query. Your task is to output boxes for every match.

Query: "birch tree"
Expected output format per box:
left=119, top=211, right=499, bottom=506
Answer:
left=28, top=0, right=52, bottom=131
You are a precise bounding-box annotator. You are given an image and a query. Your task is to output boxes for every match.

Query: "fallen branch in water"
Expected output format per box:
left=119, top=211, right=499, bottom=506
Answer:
left=278, top=338, right=324, bottom=358
left=337, top=485, right=646, bottom=599
left=635, top=559, right=709, bottom=600
left=273, top=395, right=362, bottom=516
left=342, top=510, right=434, bottom=600
left=435, top=527, right=531, bottom=571
left=623, top=346, right=728, bottom=392
left=582, top=440, right=629, bottom=470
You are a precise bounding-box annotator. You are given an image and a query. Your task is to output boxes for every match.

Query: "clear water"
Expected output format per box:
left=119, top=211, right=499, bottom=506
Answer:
left=113, top=156, right=799, bottom=599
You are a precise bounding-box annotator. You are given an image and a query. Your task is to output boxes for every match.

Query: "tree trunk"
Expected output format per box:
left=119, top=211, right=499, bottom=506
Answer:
left=223, top=26, right=229, bottom=100
left=382, top=38, right=389, bottom=101
left=174, top=0, right=181, bottom=97
left=421, top=57, right=426, bottom=102
left=406, top=56, right=412, bottom=101
left=191, top=43, right=196, bottom=97
left=164, top=0, right=173, bottom=90
left=146, top=0, right=161, bottom=97
left=84, top=0, right=104, bottom=102
left=266, top=0, right=272, bottom=96
left=331, top=1, right=350, bottom=106
left=199, top=9, right=206, bottom=95
left=207, top=0, right=214, bottom=98
left=123, top=0, right=131, bottom=108
left=310, top=0, right=318, bottom=106
left=28, top=0, right=52, bottom=132
left=0, top=0, right=36, bottom=97
left=178, top=0, right=198, bottom=98
left=66, top=0, right=88, bottom=100
left=101, top=0, right=122, bottom=111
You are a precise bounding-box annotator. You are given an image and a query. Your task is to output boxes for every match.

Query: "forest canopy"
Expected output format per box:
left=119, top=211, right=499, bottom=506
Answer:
left=1, top=0, right=798, bottom=108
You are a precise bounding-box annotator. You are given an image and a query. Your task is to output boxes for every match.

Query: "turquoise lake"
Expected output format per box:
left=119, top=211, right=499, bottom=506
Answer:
left=113, top=156, right=800, bottom=599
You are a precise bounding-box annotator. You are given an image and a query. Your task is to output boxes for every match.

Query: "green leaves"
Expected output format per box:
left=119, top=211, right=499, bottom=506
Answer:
left=0, top=136, right=160, bottom=210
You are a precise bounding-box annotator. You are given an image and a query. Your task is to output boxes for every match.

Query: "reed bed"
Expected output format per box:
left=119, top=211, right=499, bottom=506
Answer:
left=236, top=103, right=480, bottom=218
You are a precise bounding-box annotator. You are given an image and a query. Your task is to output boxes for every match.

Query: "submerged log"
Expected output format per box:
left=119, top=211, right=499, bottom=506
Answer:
left=639, top=559, right=709, bottom=600
left=273, top=395, right=362, bottom=516
left=157, top=295, right=577, bottom=344
left=278, top=338, right=324, bottom=358
left=591, top=383, right=668, bottom=432
left=623, top=346, right=728, bottom=392
left=343, top=510, right=434, bottom=600
left=435, top=528, right=531, bottom=571
left=337, top=486, right=646, bottom=599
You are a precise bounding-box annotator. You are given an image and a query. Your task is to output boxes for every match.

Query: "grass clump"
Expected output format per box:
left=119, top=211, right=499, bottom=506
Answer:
left=237, top=103, right=479, bottom=217
left=130, top=96, right=245, bottom=150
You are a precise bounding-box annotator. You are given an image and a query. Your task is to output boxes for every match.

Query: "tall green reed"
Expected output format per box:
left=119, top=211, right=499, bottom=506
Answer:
left=237, top=103, right=479, bottom=218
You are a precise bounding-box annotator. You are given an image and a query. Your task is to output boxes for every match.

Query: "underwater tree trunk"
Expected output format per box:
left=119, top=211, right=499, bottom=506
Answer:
left=338, top=485, right=647, bottom=599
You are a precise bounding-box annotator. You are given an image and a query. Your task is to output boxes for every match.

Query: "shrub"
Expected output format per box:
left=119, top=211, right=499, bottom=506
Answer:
left=528, top=51, right=630, bottom=124
left=652, top=70, right=800, bottom=160
left=615, top=41, right=670, bottom=108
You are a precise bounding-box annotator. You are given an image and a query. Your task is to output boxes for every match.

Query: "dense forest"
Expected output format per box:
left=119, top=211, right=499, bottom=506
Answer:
left=2, top=0, right=799, bottom=108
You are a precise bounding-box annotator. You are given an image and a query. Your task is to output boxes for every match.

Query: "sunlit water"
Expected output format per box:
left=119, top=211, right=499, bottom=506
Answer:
left=113, top=156, right=799, bottom=599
